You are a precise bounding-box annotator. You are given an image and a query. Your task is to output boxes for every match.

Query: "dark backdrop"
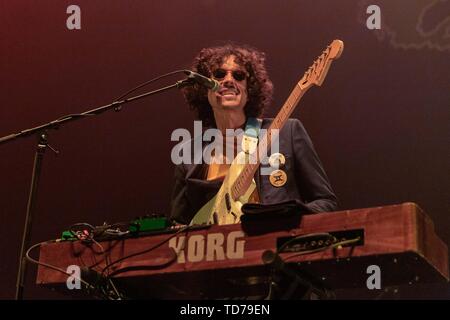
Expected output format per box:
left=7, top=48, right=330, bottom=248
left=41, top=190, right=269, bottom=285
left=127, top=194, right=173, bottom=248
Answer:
left=0, top=0, right=448, bottom=299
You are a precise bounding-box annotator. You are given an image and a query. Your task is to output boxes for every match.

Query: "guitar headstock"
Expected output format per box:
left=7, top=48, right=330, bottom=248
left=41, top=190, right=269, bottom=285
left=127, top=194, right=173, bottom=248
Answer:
left=298, top=39, right=344, bottom=90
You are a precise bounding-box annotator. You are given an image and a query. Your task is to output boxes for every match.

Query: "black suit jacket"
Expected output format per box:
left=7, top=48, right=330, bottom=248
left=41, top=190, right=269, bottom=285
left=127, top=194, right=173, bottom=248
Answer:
left=169, top=118, right=338, bottom=224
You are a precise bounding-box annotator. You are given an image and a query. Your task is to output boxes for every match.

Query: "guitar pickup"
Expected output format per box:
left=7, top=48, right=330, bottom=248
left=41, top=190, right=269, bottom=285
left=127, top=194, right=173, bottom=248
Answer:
left=225, top=193, right=232, bottom=211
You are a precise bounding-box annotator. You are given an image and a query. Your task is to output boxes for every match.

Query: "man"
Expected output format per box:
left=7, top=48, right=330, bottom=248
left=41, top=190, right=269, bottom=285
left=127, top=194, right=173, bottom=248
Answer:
left=169, top=43, right=337, bottom=225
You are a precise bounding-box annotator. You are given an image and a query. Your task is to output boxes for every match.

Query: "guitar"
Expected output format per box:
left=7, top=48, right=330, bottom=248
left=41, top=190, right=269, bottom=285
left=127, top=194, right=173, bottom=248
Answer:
left=190, top=40, right=344, bottom=225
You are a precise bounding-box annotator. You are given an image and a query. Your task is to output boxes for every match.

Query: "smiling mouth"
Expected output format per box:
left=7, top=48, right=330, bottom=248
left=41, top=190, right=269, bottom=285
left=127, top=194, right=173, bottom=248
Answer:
left=218, top=88, right=239, bottom=97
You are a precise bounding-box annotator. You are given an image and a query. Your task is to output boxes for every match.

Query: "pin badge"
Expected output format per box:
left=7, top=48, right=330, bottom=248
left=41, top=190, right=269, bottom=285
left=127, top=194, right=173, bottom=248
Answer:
left=268, top=153, right=286, bottom=169
left=269, top=169, right=287, bottom=187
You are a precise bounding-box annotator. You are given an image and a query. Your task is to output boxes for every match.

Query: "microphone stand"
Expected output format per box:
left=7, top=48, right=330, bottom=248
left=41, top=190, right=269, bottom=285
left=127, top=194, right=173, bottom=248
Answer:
left=1, top=77, right=194, bottom=300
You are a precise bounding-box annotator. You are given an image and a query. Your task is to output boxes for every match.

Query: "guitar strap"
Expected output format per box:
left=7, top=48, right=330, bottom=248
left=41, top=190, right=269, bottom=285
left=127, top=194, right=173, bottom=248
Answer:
left=242, top=117, right=262, bottom=154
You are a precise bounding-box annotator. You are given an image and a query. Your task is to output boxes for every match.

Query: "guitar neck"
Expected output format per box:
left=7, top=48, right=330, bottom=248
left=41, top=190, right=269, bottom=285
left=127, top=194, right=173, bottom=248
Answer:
left=231, top=83, right=307, bottom=200
left=268, top=83, right=306, bottom=131
left=229, top=39, right=344, bottom=201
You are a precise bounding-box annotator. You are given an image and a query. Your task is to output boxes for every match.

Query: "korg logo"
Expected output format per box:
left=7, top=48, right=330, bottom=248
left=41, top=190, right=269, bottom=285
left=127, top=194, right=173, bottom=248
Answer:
left=169, top=231, right=245, bottom=263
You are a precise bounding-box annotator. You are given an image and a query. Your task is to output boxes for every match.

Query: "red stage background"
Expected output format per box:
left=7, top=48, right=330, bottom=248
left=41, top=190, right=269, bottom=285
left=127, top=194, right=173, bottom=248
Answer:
left=0, top=0, right=448, bottom=299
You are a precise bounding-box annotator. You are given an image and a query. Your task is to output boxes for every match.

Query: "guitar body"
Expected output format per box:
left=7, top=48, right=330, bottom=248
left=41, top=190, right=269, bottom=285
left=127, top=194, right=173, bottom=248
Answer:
left=190, top=151, right=256, bottom=225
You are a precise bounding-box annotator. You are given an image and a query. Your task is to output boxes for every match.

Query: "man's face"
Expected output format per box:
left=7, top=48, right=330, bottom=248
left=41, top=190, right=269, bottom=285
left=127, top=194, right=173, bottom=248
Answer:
left=207, top=55, right=248, bottom=113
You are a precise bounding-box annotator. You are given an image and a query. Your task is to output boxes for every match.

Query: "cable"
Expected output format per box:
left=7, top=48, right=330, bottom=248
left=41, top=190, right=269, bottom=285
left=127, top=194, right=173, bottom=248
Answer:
left=90, top=238, right=123, bottom=300
left=27, top=240, right=125, bottom=300
left=53, top=69, right=188, bottom=122
left=282, top=236, right=361, bottom=261
left=25, top=241, right=97, bottom=292
left=101, top=224, right=192, bottom=279
left=264, top=234, right=361, bottom=300
left=112, top=69, right=187, bottom=102
left=68, top=221, right=130, bottom=243
left=68, top=222, right=95, bottom=242
left=66, top=221, right=130, bottom=299
left=62, top=221, right=192, bottom=296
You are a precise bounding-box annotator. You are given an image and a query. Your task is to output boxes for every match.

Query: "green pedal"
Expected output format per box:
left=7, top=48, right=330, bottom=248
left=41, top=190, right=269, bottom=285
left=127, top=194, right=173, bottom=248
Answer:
left=60, top=230, right=77, bottom=241
left=129, top=216, right=169, bottom=233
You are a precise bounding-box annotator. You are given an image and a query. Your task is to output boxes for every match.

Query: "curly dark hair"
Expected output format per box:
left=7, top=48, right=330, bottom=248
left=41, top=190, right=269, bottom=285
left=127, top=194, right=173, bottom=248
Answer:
left=183, top=43, right=274, bottom=127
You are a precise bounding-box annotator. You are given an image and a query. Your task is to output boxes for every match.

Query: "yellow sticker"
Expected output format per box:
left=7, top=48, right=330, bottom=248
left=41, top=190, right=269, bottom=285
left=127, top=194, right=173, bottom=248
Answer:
left=269, top=169, right=287, bottom=187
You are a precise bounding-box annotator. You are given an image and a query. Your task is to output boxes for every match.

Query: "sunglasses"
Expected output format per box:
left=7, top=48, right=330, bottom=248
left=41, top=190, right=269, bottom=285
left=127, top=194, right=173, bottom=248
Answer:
left=212, top=69, right=247, bottom=81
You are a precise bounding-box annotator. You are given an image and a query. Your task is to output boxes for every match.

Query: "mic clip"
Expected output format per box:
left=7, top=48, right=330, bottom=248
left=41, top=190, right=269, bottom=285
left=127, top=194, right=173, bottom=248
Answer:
left=176, top=77, right=196, bottom=89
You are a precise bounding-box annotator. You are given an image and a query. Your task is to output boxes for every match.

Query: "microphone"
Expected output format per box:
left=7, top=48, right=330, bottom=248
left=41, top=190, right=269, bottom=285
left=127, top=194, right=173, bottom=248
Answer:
left=184, top=70, right=220, bottom=92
